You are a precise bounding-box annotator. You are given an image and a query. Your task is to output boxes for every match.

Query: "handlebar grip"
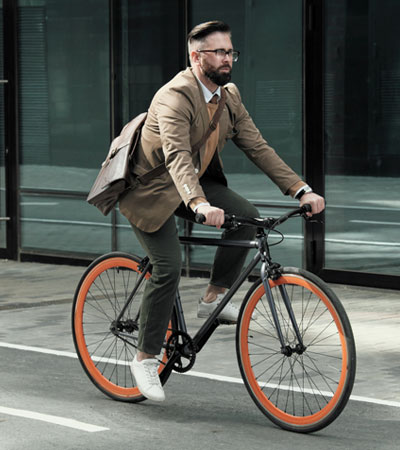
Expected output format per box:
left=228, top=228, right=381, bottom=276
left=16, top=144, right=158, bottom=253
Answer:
left=195, top=213, right=232, bottom=226
left=195, top=213, right=206, bottom=224
left=302, top=203, right=312, bottom=214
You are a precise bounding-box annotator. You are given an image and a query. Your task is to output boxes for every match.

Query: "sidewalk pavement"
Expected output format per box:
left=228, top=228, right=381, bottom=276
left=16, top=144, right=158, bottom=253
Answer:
left=1, top=258, right=400, bottom=403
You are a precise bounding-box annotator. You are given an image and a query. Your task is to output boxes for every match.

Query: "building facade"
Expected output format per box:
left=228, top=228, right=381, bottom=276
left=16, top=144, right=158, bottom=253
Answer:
left=1, top=0, right=399, bottom=289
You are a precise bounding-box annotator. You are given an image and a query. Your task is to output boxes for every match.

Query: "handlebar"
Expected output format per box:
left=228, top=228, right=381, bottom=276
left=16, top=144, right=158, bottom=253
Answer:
left=195, top=204, right=312, bottom=230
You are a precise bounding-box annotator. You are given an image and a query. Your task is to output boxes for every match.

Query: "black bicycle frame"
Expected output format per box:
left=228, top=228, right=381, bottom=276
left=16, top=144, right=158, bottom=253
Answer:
left=114, top=233, right=306, bottom=368
left=174, top=235, right=306, bottom=354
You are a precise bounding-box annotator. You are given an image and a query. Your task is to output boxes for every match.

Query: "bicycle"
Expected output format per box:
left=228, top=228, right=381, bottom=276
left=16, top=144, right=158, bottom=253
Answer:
left=72, top=204, right=356, bottom=433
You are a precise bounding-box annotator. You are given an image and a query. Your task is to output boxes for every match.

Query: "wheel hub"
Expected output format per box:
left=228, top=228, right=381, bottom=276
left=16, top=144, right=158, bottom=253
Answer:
left=281, top=343, right=307, bottom=356
left=110, top=319, right=138, bottom=335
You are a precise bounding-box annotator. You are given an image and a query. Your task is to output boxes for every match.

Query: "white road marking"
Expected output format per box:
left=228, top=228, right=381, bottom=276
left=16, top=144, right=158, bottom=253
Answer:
left=181, top=371, right=400, bottom=409
left=1, top=341, right=399, bottom=409
left=0, top=342, right=77, bottom=358
left=0, top=343, right=109, bottom=432
left=0, top=406, right=109, bottom=432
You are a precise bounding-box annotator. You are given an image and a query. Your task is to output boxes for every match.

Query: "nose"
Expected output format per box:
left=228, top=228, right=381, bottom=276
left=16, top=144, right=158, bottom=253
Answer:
left=222, top=52, right=231, bottom=62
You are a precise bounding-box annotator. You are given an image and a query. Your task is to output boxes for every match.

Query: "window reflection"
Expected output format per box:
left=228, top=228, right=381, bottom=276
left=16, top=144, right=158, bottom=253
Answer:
left=324, top=0, right=400, bottom=275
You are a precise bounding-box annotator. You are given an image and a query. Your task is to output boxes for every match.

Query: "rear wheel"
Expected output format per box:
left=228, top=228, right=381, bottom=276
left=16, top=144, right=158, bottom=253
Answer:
left=236, top=268, right=356, bottom=432
left=72, top=252, right=174, bottom=402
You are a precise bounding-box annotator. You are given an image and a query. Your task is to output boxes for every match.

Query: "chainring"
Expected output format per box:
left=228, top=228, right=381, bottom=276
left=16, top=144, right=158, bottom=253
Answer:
left=165, top=331, right=196, bottom=373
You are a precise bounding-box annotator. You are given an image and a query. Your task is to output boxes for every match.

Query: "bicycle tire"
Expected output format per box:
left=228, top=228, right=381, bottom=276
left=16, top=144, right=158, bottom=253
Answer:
left=72, top=252, right=175, bottom=402
left=236, top=267, right=356, bottom=433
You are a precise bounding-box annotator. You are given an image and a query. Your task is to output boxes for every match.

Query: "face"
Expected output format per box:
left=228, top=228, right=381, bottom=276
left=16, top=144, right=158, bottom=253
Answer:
left=196, top=32, right=234, bottom=86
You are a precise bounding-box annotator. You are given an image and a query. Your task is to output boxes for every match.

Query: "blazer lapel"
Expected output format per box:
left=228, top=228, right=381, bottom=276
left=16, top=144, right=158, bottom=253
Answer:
left=217, top=93, right=229, bottom=151
left=188, top=70, right=210, bottom=172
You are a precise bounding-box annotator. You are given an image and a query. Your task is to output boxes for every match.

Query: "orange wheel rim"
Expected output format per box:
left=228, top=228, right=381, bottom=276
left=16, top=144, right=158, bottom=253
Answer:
left=74, top=257, right=169, bottom=398
left=240, top=275, right=349, bottom=426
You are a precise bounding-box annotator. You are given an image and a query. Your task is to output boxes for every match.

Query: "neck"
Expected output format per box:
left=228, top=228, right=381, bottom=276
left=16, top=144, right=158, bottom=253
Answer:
left=192, top=66, right=218, bottom=92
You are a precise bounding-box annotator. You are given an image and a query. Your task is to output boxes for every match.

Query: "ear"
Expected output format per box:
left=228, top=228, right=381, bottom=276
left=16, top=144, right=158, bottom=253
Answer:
left=191, top=50, right=200, bottom=66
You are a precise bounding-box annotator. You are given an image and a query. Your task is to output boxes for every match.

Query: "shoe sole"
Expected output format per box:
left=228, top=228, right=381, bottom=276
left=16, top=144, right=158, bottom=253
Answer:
left=197, top=312, right=237, bottom=324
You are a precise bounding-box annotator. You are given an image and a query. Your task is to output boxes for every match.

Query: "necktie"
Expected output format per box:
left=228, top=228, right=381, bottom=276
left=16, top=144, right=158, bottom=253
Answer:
left=210, top=94, right=219, bottom=104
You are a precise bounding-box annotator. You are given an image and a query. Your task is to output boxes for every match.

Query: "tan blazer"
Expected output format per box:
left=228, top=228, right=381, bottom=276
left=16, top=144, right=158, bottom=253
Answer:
left=119, top=68, right=302, bottom=232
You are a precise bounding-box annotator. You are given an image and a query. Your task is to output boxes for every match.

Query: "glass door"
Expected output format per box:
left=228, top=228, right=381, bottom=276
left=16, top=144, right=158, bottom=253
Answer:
left=323, top=0, right=400, bottom=285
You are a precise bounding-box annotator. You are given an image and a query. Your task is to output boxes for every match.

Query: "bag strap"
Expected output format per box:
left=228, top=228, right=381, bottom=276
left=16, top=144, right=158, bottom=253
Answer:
left=192, top=87, right=226, bottom=153
left=138, top=88, right=226, bottom=184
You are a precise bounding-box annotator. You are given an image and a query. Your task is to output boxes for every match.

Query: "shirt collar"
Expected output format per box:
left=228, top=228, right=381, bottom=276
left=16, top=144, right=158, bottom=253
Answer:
left=195, top=74, right=221, bottom=103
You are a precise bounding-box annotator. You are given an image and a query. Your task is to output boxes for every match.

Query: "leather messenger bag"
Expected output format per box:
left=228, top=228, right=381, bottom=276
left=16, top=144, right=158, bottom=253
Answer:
left=87, top=88, right=226, bottom=216
left=86, top=112, right=148, bottom=216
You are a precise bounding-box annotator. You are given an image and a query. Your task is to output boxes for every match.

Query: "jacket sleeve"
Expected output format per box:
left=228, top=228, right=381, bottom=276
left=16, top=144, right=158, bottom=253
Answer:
left=155, top=89, right=206, bottom=205
left=226, top=83, right=302, bottom=195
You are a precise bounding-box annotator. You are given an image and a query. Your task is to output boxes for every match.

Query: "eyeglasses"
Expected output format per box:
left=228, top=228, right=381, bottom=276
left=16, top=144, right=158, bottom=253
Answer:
left=197, top=49, right=240, bottom=62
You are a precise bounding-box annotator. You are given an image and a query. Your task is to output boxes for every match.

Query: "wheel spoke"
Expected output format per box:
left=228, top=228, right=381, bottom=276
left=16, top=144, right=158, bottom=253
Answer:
left=238, top=273, right=355, bottom=432
left=73, top=255, right=172, bottom=402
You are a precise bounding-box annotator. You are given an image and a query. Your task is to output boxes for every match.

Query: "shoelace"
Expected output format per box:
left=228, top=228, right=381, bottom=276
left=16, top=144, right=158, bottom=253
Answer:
left=219, top=299, right=239, bottom=312
left=143, top=360, right=161, bottom=386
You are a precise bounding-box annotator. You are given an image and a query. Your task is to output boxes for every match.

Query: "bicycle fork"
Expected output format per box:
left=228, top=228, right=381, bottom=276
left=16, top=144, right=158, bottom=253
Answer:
left=260, top=262, right=306, bottom=357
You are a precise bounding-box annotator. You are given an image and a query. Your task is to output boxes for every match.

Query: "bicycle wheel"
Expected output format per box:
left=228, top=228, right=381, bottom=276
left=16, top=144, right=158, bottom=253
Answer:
left=236, top=268, right=356, bottom=433
left=72, top=252, right=174, bottom=402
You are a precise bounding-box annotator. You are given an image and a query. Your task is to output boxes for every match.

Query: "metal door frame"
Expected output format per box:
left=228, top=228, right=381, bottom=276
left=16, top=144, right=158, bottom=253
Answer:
left=0, top=0, right=19, bottom=260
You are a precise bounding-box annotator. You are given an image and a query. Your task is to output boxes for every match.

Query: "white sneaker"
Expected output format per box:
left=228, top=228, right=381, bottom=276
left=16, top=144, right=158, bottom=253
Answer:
left=131, top=355, right=165, bottom=402
left=197, top=294, right=240, bottom=323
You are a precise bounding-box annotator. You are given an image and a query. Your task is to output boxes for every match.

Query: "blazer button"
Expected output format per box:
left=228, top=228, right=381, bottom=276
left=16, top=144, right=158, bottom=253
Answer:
left=195, top=168, right=199, bottom=174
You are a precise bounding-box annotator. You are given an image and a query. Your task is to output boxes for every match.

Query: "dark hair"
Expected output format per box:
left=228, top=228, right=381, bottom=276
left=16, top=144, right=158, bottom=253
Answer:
left=187, top=21, right=231, bottom=47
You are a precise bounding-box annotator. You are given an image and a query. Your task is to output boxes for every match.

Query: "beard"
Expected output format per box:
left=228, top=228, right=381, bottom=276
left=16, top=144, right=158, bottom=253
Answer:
left=202, top=64, right=232, bottom=86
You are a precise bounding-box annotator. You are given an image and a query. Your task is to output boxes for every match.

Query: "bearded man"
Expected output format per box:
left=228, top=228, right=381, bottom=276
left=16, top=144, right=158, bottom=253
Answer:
left=119, top=20, right=325, bottom=402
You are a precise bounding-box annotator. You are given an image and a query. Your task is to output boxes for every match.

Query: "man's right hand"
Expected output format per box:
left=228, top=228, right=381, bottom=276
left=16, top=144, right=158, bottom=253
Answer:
left=196, top=204, right=225, bottom=229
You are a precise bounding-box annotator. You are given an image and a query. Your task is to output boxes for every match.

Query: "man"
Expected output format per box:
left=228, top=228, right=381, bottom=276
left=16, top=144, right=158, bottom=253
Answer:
left=119, top=21, right=325, bottom=402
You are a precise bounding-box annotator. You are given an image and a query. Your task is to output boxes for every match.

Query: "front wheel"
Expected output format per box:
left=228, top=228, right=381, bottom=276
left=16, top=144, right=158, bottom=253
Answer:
left=236, top=268, right=356, bottom=433
left=72, top=252, right=174, bottom=402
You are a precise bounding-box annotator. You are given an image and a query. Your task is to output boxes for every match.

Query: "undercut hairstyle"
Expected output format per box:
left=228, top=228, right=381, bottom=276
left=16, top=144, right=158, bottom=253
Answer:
left=187, top=21, right=231, bottom=61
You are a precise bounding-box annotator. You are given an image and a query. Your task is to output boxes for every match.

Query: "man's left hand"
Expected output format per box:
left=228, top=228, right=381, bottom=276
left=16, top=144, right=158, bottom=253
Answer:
left=300, top=193, right=325, bottom=216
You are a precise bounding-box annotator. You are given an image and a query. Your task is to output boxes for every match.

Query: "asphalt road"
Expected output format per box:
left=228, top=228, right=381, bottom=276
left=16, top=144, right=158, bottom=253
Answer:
left=1, top=286, right=400, bottom=450
left=0, top=345, right=399, bottom=450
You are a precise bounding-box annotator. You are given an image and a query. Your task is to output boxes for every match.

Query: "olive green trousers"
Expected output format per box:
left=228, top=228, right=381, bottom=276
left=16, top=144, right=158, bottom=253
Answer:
left=131, top=175, right=259, bottom=354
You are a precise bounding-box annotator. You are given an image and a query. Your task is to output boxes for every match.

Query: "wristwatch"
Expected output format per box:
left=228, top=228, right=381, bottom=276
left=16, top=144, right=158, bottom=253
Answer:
left=295, top=185, right=313, bottom=200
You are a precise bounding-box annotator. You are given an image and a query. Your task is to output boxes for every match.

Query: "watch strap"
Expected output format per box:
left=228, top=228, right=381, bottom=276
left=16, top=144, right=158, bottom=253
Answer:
left=295, top=185, right=313, bottom=200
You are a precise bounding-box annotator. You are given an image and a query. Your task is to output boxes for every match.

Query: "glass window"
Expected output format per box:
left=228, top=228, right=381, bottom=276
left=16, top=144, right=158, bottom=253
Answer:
left=117, top=0, right=183, bottom=122
left=190, top=0, right=304, bottom=268
left=18, top=0, right=110, bottom=255
left=324, top=0, right=400, bottom=275
left=115, top=0, right=183, bottom=254
left=20, top=194, right=111, bottom=254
